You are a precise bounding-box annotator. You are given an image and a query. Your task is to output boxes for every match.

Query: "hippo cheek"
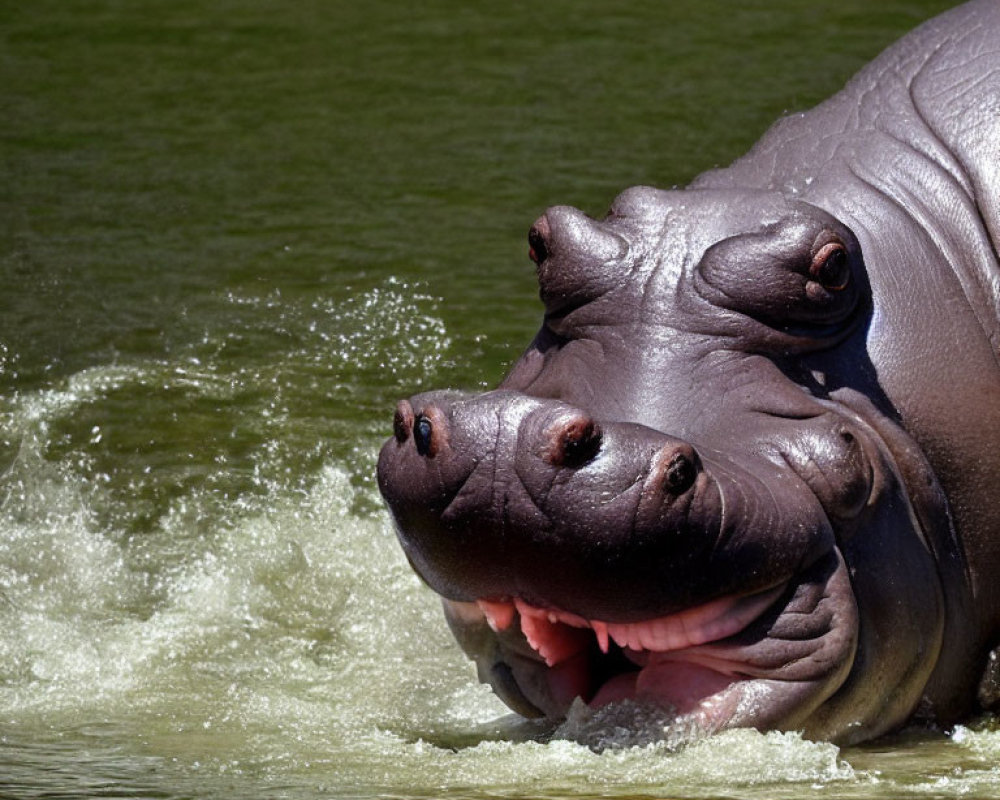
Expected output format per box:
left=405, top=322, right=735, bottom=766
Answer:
left=445, top=548, right=858, bottom=734
left=442, top=599, right=578, bottom=718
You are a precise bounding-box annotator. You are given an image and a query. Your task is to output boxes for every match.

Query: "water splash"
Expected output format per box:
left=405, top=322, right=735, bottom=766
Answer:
left=2, top=278, right=1000, bottom=798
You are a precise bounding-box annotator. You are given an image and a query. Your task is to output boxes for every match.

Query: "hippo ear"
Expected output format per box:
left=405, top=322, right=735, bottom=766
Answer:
left=694, top=215, right=864, bottom=335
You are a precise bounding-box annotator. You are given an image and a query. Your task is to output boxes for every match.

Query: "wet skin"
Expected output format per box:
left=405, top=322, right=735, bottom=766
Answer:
left=378, top=0, right=1000, bottom=744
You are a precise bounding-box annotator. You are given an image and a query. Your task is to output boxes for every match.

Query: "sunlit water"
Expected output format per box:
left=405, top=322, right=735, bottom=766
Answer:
left=2, top=0, right=996, bottom=797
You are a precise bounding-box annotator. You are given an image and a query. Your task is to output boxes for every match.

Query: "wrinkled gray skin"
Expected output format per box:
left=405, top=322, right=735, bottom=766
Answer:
left=378, top=1, right=1000, bottom=744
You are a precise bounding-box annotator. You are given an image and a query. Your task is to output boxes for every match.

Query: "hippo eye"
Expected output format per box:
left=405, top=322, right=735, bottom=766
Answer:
left=694, top=217, right=863, bottom=345
left=664, top=453, right=696, bottom=494
left=414, top=415, right=433, bottom=457
left=810, top=241, right=850, bottom=291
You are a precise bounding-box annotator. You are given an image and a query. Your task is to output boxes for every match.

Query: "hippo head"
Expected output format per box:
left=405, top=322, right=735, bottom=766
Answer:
left=378, top=187, right=951, bottom=743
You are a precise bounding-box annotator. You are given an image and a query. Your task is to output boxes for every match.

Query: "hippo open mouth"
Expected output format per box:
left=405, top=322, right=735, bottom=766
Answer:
left=471, top=584, right=788, bottom=710
left=440, top=547, right=857, bottom=731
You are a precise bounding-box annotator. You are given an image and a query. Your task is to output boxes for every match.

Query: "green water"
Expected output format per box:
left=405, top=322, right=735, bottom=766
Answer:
left=3, top=1, right=995, bottom=798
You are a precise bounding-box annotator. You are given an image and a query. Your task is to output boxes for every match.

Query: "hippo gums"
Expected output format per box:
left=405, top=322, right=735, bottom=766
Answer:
left=377, top=0, right=1000, bottom=744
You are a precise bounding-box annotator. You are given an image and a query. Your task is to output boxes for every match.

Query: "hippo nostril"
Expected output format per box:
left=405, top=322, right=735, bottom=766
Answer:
left=664, top=451, right=698, bottom=494
left=528, top=221, right=549, bottom=265
left=414, top=414, right=434, bottom=457
left=546, top=415, right=602, bottom=467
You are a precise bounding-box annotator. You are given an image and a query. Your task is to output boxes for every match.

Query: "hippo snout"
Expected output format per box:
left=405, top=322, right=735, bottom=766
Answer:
left=377, top=389, right=819, bottom=620
left=378, top=387, right=861, bottom=732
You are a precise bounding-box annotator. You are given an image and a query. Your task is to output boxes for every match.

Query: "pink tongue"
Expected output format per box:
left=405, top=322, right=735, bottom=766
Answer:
left=591, top=660, right=737, bottom=713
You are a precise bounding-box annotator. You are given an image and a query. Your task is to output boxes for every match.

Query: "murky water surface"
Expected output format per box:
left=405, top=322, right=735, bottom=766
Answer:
left=2, top=1, right=994, bottom=797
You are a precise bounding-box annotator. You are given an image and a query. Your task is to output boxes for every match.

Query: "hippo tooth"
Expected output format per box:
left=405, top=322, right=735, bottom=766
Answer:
left=606, top=623, right=631, bottom=651
left=591, top=621, right=610, bottom=654
left=622, top=585, right=787, bottom=652
left=476, top=599, right=515, bottom=632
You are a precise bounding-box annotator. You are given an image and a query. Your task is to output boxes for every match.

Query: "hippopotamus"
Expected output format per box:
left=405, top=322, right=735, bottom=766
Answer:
left=377, top=0, right=1000, bottom=744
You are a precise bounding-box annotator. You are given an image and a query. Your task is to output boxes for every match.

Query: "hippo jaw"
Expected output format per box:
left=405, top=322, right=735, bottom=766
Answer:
left=442, top=547, right=857, bottom=735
